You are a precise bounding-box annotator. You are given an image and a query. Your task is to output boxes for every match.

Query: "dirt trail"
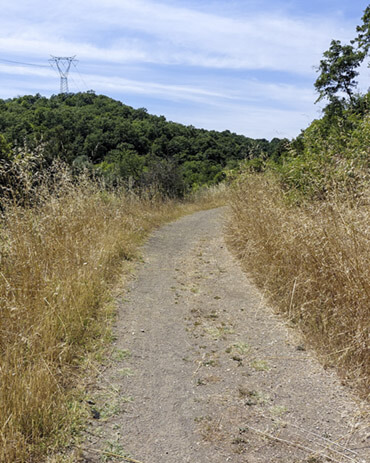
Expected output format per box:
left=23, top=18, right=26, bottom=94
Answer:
left=82, top=208, right=369, bottom=463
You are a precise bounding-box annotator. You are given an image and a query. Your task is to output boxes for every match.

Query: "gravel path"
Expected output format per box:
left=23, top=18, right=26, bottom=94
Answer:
left=82, top=208, right=369, bottom=463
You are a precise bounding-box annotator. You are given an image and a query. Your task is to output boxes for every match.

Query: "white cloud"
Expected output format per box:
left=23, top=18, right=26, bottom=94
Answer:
left=86, top=73, right=238, bottom=103
left=0, top=0, right=357, bottom=74
left=158, top=102, right=316, bottom=139
left=0, top=64, right=53, bottom=78
left=0, top=62, right=232, bottom=101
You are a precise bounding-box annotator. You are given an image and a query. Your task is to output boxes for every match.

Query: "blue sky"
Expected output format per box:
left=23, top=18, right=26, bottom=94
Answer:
left=0, top=0, right=369, bottom=139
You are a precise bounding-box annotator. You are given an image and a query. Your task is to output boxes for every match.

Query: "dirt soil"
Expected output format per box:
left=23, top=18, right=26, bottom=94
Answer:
left=82, top=208, right=369, bottom=463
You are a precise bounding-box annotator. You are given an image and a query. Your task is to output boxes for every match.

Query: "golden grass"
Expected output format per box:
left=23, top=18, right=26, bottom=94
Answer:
left=0, top=167, right=226, bottom=463
left=227, top=174, right=369, bottom=398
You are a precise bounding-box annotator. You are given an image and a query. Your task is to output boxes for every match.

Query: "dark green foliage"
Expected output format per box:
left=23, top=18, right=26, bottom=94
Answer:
left=141, top=159, right=186, bottom=198
left=315, top=6, right=369, bottom=111
left=0, top=92, right=284, bottom=196
left=314, top=40, right=364, bottom=107
left=274, top=94, right=369, bottom=201
left=354, top=5, right=370, bottom=54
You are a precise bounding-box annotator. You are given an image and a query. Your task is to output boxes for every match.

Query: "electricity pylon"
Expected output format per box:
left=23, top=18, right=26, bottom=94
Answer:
left=49, top=56, right=77, bottom=94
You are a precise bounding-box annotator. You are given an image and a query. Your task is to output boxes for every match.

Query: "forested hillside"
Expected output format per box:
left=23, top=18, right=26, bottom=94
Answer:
left=0, top=92, right=286, bottom=196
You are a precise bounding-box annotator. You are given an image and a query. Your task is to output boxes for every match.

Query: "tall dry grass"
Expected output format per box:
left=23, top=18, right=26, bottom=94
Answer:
left=0, top=162, right=226, bottom=463
left=227, top=174, right=369, bottom=398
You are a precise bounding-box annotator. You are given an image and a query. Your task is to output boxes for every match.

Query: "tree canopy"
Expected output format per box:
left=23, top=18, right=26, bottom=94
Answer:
left=314, top=6, right=370, bottom=112
left=354, top=5, right=370, bottom=54
left=0, top=92, right=285, bottom=196
left=314, top=40, right=364, bottom=106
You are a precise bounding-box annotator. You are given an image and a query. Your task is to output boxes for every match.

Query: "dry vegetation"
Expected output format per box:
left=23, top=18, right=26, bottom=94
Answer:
left=227, top=174, right=369, bottom=398
left=0, top=163, right=225, bottom=463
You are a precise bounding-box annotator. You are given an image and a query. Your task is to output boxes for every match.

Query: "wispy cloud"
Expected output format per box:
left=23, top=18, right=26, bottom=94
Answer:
left=163, top=102, right=316, bottom=139
left=0, top=0, right=356, bottom=73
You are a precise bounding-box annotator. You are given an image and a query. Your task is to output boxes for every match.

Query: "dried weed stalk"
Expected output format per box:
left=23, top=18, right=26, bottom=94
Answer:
left=227, top=174, right=369, bottom=398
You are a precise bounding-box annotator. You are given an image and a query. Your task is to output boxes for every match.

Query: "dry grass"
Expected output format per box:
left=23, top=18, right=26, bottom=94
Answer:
left=227, top=174, right=369, bottom=398
left=0, top=164, right=226, bottom=463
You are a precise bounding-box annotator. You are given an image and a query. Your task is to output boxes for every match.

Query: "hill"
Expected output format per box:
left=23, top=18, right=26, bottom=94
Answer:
left=0, top=92, right=286, bottom=196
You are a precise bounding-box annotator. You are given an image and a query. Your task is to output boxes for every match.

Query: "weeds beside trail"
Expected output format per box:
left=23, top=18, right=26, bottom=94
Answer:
left=0, top=164, right=226, bottom=463
left=227, top=174, right=369, bottom=399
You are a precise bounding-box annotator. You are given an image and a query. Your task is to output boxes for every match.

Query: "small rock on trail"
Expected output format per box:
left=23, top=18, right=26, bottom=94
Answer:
left=82, top=208, right=369, bottom=463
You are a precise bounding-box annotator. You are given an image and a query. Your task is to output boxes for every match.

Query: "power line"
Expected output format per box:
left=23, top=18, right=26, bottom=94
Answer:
left=1, top=55, right=89, bottom=94
left=0, top=57, right=49, bottom=68
left=72, top=61, right=89, bottom=91
left=69, top=74, right=81, bottom=93
left=49, top=56, right=78, bottom=94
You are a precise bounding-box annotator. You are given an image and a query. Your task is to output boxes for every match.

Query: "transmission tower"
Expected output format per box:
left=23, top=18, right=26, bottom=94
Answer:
left=49, top=56, right=77, bottom=93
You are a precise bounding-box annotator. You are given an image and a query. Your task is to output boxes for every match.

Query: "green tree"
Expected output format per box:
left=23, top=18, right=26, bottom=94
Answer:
left=141, top=159, right=185, bottom=198
left=354, top=5, right=370, bottom=54
left=314, top=40, right=364, bottom=107
left=0, top=92, right=285, bottom=195
left=315, top=6, right=370, bottom=111
left=98, top=148, right=145, bottom=184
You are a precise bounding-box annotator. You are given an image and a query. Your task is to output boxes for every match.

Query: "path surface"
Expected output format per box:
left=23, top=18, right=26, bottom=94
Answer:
left=83, top=208, right=369, bottom=463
